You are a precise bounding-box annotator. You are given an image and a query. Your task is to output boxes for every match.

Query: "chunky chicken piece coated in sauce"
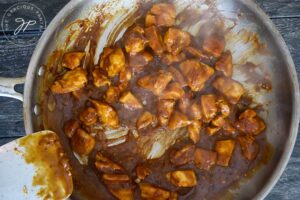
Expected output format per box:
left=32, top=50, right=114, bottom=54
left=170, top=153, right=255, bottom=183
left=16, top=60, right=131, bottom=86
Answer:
left=95, top=152, right=125, bottom=173
left=105, top=86, right=121, bottom=104
left=64, top=119, right=79, bottom=138
left=109, top=188, right=134, bottom=200
left=124, top=26, right=147, bottom=55
left=137, top=111, right=157, bottom=130
left=79, top=107, right=98, bottom=126
left=120, top=91, right=143, bottom=110
left=164, top=28, right=191, bottom=55
left=145, top=3, right=176, bottom=27
left=90, top=100, right=119, bottom=129
left=235, top=109, right=266, bottom=135
left=129, top=51, right=153, bottom=69
left=213, top=77, right=245, bottom=104
left=162, top=52, right=186, bottom=65
left=215, top=51, right=233, bottom=77
left=184, top=46, right=210, bottom=61
left=157, top=99, right=176, bottom=126
left=215, top=139, right=236, bottom=167
left=201, top=94, right=218, bottom=122
left=166, top=170, right=197, bottom=187
left=168, top=111, right=191, bottom=130
left=61, top=52, right=85, bottom=70
left=179, top=60, right=214, bottom=92
left=100, top=47, right=126, bottom=78
left=51, top=68, right=88, bottom=94
left=188, top=120, right=202, bottom=144
left=170, top=144, right=195, bottom=166
left=167, top=66, right=187, bottom=87
left=136, top=164, right=151, bottom=182
left=138, top=70, right=173, bottom=95
left=139, top=183, right=170, bottom=200
left=238, top=135, right=260, bottom=161
left=92, top=69, right=111, bottom=88
left=194, top=148, right=217, bottom=171
left=145, top=26, right=164, bottom=55
left=71, top=129, right=95, bottom=156
left=102, top=174, right=131, bottom=184
left=160, top=82, right=184, bottom=101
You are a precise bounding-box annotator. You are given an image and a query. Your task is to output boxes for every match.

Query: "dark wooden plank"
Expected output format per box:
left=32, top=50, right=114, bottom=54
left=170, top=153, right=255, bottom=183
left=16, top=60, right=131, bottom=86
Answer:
left=0, top=137, right=20, bottom=146
left=256, top=0, right=300, bottom=18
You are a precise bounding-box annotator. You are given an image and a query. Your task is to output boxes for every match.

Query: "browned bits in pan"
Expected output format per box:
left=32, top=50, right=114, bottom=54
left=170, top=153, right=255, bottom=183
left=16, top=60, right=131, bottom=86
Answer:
left=61, top=52, right=85, bottom=70
left=71, top=129, right=95, bottom=155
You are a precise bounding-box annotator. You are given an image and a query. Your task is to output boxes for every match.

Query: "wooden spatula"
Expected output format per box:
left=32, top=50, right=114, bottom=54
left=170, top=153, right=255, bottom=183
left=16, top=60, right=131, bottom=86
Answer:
left=0, top=131, right=73, bottom=200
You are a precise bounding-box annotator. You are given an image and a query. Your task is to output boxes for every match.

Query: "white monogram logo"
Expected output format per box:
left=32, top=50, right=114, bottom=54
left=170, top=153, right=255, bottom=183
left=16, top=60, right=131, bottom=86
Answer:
left=14, top=18, right=36, bottom=35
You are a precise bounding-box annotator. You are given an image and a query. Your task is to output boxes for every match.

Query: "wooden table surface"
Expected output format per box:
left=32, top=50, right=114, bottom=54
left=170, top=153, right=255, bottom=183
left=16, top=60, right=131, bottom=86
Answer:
left=0, top=0, right=299, bottom=199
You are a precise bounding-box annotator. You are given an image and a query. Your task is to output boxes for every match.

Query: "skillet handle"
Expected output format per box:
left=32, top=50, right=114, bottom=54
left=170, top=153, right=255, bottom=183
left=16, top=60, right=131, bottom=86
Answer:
left=0, top=77, right=26, bottom=102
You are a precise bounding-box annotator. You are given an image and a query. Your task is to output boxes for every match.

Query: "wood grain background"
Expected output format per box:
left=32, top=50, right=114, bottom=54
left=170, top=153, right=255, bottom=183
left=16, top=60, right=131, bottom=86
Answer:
left=0, top=0, right=299, bottom=199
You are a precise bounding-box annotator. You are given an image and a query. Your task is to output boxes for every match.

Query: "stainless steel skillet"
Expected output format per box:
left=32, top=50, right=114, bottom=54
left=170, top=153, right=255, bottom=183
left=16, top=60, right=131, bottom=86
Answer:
left=0, top=0, right=299, bottom=199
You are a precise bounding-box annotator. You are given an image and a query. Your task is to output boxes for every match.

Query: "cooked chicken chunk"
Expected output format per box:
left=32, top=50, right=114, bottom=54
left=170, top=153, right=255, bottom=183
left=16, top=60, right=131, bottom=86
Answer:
left=188, top=120, right=202, bottom=144
left=162, top=52, right=186, bottom=65
left=79, top=107, right=98, bottom=126
left=170, top=144, right=195, bottom=166
left=178, top=91, right=193, bottom=114
left=167, top=66, right=187, bottom=87
left=238, top=135, right=259, bottom=161
left=146, top=3, right=176, bottom=27
left=203, top=33, right=225, bottom=58
left=213, top=77, right=245, bottom=104
left=160, top=82, right=184, bottom=100
left=100, top=47, right=126, bottom=78
left=109, top=188, right=134, bottom=200
left=235, top=109, right=266, bottom=135
left=137, top=111, right=157, bottom=130
left=215, top=139, right=236, bottom=167
left=137, top=70, right=173, bottom=95
left=102, top=174, right=131, bottom=183
left=201, top=94, right=218, bottom=122
left=64, top=119, right=79, bottom=138
left=95, top=152, right=125, bottom=173
left=105, top=86, right=120, bottom=104
left=157, top=99, right=175, bottom=125
left=170, top=192, right=178, bottom=200
left=164, top=28, right=191, bottom=55
left=136, top=164, right=151, bottom=182
left=216, top=98, right=231, bottom=117
left=184, top=46, right=210, bottom=61
left=118, top=68, right=132, bottom=91
left=206, top=126, right=221, bottom=136
left=120, top=91, right=143, bottom=110
left=166, top=170, right=197, bottom=187
left=139, top=183, right=170, bottom=200
left=168, top=111, right=191, bottom=130
left=100, top=47, right=114, bottom=68
left=92, top=69, right=111, bottom=87
left=90, top=100, right=119, bottom=129
left=179, top=60, right=214, bottom=91
left=211, top=115, right=226, bottom=127
left=62, top=52, right=85, bottom=70
left=194, top=148, right=217, bottom=171
left=129, top=51, right=153, bottom=68
left=145, top=26, right=164, bottom=55
left=51, top=68, right=88, bottom=94
left=124, top=26, right=146, bottom=55
left=215, top=51, right=233, bottom=77
left=71, top=129, right=95, bottom=155
left=190, top=102, right=202, bottom=120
